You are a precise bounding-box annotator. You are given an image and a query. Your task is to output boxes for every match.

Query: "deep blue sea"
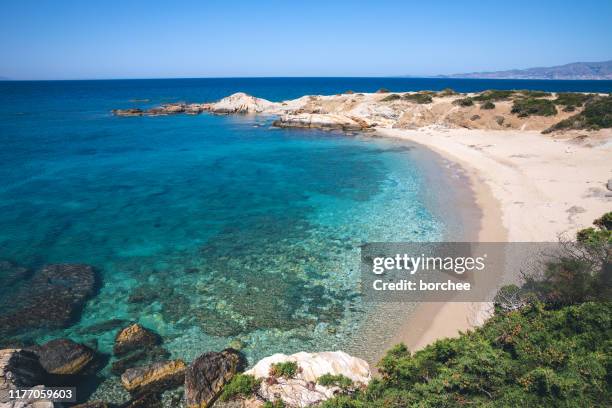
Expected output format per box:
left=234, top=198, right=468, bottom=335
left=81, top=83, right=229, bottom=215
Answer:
left=0, top=78, right=610, bottom=400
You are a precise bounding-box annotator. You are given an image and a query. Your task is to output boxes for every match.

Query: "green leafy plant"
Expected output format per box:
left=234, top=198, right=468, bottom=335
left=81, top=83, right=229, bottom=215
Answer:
left=269, top=361, right=299, bottom=378
left=219, top=374, right=261, bottom=401
left=473, top=90, right=515, bottom=102
left=318, top=373, right=354, bottom=390
left=481, top=101, right=496, bottom=110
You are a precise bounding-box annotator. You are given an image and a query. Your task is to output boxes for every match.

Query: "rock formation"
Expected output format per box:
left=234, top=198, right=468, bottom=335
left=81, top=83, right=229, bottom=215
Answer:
left=113, top=324, right=161, bottom=356
left=28, top=339, right=95, bottom=375
left=120, top=360, right=186, bottom=395
left=184, top=349, right=242, bottom=408
left=0, top=349, right=51, bottom=407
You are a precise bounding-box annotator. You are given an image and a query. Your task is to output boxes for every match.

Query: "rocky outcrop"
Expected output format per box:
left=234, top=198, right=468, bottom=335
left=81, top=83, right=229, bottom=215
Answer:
left=245, top=351, right=370, bottom=407
left=207, top=93, right=277, bottom=114
left=184, top=349, right=242, bottom=408
left=0, top=349, right=50, bottom=407
left=111, top=108, right=144, bottom=117
left=121, top=360, right=186, bottom=395
left=272, top=114, right=372, bottom=131
left=246, top=351, right=370, bottom=384
left=113, top=324, right=161, bottom=356
left=28, top=339, right=95, bottom=375
left=0, top=264, right=97, bottom=338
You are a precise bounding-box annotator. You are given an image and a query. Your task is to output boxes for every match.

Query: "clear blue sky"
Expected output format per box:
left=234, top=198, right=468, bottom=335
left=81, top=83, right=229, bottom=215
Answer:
left=1, top=0, right=611, bottom=80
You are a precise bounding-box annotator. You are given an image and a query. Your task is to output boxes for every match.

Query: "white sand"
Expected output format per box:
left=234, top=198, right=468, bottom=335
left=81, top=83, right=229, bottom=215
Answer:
left=376, top=127, right=612, bottom=351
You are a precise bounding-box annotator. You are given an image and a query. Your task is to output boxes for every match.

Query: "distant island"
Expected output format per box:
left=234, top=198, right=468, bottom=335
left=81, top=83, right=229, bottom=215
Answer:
left=439, top=60, right=612, bottom=80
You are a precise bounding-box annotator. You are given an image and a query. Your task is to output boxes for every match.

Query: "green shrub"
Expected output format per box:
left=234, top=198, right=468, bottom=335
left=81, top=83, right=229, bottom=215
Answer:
left=380, top=93, right=401, bottom=102
left=562, top=105, right=576, bottom=112
left=269, top=361, right=298, bottom=378
left=481, top=101, right=496, bottom=110
left=402, top=93, right=433, bottom=104
left=453, top=97, right=474, bottom=107
left=318, top=373, right=354, bottom=390
left=511, top=98, right=557, bottom=117
left=219, top=374, right=261, bottom=401
left=553, top=92, right=594, bottom=107
left=473, top=90, right=515, bottom=102
left=263, top=400, right=285, bottom=408
left=544, top=95, right=612, bottom=133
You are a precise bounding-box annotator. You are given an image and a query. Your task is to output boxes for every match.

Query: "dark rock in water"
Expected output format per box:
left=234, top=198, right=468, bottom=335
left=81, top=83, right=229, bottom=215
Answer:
left=112, top=108, right=144, bottom=117
left=111, top=347, right=170, bottom=376
left=121, top=360, right=186, bottom=395
left=0, top=260, right=31, bottom=289
left=28, top=338, right=95, bottom=375
left=0, top=264, right=97, bottom=338
left=0, top=349, right=46, bottom=390
left=184, top=349, right=242, bottom=408
left=79, top=319, right=130, bottom=335
left=113, top=324, right=161, bottom=356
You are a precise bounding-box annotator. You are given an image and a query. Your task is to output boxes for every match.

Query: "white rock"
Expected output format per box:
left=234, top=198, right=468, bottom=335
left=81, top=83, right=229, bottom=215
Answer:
left=209, top=92, right=278, bottom=114
left=245, top=350, right=370, bottom=384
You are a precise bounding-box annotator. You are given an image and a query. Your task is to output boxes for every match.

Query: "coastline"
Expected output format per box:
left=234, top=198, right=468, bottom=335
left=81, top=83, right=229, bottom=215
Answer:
left=375, top=126, right=611, bottom=353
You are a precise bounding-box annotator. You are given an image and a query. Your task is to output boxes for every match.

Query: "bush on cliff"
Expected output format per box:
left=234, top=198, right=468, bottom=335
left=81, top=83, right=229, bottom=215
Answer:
left=544, top=95, right=612, bottom=133
left=269, top=361, right=299, bottom=378
left=511, top=98, right=557, bottom=117
left=402, top=93, right=433, bottom=104
left=481, top=101, right=496, bottom=110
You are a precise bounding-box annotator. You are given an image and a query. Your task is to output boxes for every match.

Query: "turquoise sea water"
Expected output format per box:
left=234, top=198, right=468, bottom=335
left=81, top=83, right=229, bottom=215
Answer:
left=1, top=78, right=611, bottom=401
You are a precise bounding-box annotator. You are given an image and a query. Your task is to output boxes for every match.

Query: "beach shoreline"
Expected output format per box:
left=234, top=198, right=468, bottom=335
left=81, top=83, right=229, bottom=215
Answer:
left=375, top=126, right=611, bottom=352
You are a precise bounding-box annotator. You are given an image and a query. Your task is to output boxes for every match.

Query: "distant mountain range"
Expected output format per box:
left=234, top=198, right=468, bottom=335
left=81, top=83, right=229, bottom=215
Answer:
left=439, top=60, right=612, bottom=80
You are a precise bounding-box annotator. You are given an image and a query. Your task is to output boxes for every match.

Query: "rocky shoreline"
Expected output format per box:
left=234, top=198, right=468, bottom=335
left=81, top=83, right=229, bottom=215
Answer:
left=112, top=89, right=611, bottom=135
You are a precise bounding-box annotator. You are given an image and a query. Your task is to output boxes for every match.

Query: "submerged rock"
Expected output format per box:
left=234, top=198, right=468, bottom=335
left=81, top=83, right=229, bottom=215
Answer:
left=184, top=349, right=242, bottom=408
left=0, top=264, right=97, bottom=338
left=111, top=347, right=170, bottom=376
left=0, top=261, right=31, bottom=289
left=121, top=359, right=186, bottom=395
left=28, top=338, right=95, bottom=375
left=113, top=324, right=161, bottom=356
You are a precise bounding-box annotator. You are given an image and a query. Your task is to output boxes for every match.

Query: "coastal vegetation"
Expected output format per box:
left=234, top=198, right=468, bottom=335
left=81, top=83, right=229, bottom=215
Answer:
left=472, top=89, right=515, bottom=101
left=219, top=373, right=261, bottom=401
left=318, top=213, right=611, bottom=407
left=544, top=95, right=612, bottom=132
left=511, top=97, right=557, bottom=117
left=317, top=373, right=355, bottom=390
left=453, top=97, right=474, bottom=107
left=380, top=93, right=402, bottom=102
left=402, top=93, right=433, bottom=104
left=480, top=101, right=496, bottom=110
left=269, top=361, right=299, bottom=378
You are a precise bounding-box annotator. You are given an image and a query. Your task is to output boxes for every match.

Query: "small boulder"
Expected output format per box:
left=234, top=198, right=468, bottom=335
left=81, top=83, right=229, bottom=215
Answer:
left=111, top=347, right=170, bottom=376
left=28, top=338, right=95, bottom=375
left=113, top=324, right=160, bottom=356
left=121, top=359, right=186, bottom=395
left=184, top=349, right=242, bottom=408
left=112, top=108, right=144, bottom=117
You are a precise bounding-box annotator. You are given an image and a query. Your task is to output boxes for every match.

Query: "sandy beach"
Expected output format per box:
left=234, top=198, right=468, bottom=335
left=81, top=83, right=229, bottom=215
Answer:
left=377, top=127, right=612, bottom=351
